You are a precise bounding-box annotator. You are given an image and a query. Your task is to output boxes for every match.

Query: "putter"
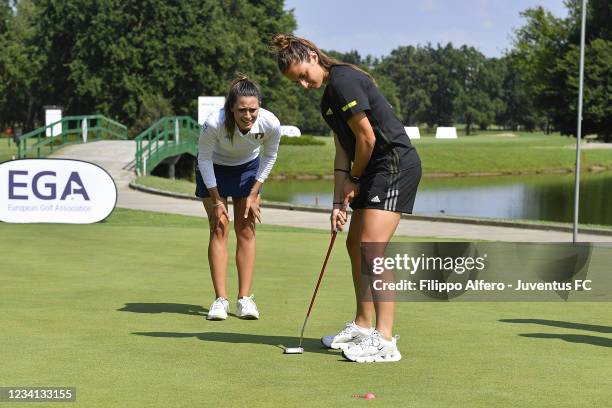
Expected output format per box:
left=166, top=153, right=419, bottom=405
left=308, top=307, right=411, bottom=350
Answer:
left=284, top=230, right=338, bottom=354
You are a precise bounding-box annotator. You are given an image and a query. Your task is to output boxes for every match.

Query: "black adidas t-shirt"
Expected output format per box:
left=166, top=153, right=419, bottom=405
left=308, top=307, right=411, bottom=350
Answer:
left=321, top=65, right=419, bottom=175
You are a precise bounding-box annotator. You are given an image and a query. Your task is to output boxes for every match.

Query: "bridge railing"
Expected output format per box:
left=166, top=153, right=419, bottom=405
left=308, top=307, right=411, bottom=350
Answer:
left=134, top=116, right=200, bottom=175
left=17, top=115, right=127, bottom=158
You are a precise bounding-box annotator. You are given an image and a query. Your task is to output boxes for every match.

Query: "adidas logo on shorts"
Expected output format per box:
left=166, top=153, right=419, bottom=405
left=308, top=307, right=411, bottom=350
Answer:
left=370, top=195, right=381, bottom=203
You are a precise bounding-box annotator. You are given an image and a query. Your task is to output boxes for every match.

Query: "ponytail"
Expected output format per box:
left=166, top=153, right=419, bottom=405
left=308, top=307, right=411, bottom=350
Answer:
left=270, top=34, right=375, bottom=84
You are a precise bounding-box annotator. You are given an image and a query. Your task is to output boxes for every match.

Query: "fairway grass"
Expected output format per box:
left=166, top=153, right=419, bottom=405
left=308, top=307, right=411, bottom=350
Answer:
left=273, top=132, right=612, bottom=178
left=1, top=209, right=610, bottom=407
left=132, top=132, right=612, bottom=182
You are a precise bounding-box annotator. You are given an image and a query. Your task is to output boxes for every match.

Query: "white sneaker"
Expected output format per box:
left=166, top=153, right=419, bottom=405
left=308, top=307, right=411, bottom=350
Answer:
left=342, top=330, right=402, bottom=363
left=321, top=321, right=374, bottom=351
left=207, top=297, right=229, bottom=320
left=236, top=295, right=259, bottom=319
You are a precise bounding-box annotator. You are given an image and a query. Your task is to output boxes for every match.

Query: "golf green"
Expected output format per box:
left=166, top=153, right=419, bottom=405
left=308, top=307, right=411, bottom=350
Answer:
left=1, top=209, right=610, bottom=407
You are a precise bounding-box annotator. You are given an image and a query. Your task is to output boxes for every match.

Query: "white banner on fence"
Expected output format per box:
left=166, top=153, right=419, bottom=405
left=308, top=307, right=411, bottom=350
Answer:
left=82, top=118, right=88, bottom=143
left=404, top=127, right=421, bottom=139
left=436, top=127, right=458, bottom=139
left=198, top=96, right=225, bottom=125
left=45, top=108, right=62, bottom=137
left=0, top=159, right=117, bottom=224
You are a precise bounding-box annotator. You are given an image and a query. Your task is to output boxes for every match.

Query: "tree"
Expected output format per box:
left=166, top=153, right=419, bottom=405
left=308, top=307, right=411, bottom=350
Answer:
left=511, top=0, right=612, bottom=140
left=452, top=46, right=497, bottom=135
left=478, top=57, right=506, bottom=130
left=0, top=0, right=42, bottom=130
left=376, top=74, right=401, bottom=119
left=27, top=0, right=296, bottom=129
left=0, top=0, right=11, bottom=33
left=557, top=39, right=612, bottom=142
left=375, top=45, right=434, bottom=126
left=377, top=43, right=503, bottom=131
left=559, top=0, right=612, bottom=140
left=427, top=43, right=460, bottom=127
left=497, top=53, right=542, bottom=130
left=131, top=93, right=174, bottom=135
left=565, top=0, right=611, bottom=44
left=0, top=2, right=10, bottom=125
left=512, top=6, right=569, bottom=134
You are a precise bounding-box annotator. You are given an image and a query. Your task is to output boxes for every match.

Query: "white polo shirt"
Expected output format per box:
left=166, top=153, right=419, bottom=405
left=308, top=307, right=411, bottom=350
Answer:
left=197, top=107, right=282, bottom=189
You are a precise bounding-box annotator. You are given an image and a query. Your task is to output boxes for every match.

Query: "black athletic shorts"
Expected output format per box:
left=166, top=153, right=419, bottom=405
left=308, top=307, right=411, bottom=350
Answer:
left=349, top=163, right=421, bottom=214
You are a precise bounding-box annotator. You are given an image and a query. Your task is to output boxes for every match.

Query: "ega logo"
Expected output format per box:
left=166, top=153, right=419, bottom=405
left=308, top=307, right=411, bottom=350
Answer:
left=8, top=170, right=90, bottom=201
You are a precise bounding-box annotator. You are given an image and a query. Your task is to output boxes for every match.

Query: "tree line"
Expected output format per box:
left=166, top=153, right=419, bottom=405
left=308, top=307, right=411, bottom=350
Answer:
left=0, top=0, right=609, bottom=141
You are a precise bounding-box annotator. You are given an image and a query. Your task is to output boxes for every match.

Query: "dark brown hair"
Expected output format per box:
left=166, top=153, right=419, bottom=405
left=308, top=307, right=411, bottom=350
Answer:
left=269, top=34, right=375, bottom=83
left=224, top=73, right=262, bottom=142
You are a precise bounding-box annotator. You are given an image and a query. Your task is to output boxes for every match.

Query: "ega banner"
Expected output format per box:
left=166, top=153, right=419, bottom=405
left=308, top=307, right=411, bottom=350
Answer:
left=0, top=159, right=117, bottom=224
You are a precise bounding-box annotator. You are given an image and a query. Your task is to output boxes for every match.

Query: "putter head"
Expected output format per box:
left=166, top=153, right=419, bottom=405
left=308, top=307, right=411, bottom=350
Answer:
left=283, top=347, right=304, bottom=354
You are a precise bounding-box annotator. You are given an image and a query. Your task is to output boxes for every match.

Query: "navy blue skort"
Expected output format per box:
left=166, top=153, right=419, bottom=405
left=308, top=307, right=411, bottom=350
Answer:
left=195, top=157, right=259, bottom=199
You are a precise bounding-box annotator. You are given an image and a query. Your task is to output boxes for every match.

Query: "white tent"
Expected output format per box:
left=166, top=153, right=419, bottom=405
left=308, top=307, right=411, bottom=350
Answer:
left=281, top=126, right=301, bottom=137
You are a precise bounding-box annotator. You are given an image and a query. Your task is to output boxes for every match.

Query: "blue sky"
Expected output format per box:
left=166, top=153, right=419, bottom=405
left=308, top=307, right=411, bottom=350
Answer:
left=284, top=0, right=568, bottom=58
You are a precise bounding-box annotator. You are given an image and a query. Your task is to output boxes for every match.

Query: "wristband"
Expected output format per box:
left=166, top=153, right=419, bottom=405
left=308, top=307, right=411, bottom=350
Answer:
left=333, top=201, right=343, bottom=205
left=348, top=174, right=361, bottom=184
left=334, top=168, right=350, bottom=173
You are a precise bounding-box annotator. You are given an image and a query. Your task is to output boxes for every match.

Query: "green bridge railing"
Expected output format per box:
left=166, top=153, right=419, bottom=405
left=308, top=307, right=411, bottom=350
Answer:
left=134, top=116, right=200, bottom=175
left=17, top=115, right=127, bottom=158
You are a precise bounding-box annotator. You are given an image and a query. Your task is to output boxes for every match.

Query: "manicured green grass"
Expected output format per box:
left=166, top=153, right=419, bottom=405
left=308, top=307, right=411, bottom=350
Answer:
left=137, top=131, right=612, bottom=195
left=136, top=175, right=196, bottom=196
left=269, top=132, right=612, bottom=177
left=414, top=132, right=595, bottom=174
left=273, top=134, right=336, bottom=177
left=1, top=208, right=610, bottom=407
left=279, top=135, right=326, bottom=146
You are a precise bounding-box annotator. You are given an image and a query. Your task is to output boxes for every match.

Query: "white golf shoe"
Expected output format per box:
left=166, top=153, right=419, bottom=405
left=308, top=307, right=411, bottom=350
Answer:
left=236, top=295, right=259, bottom=319
left=321, top=321, right=374, bottom=350
left=206, top=297, right=229, bottom=320
left=342, top=330, right=402, bottom=363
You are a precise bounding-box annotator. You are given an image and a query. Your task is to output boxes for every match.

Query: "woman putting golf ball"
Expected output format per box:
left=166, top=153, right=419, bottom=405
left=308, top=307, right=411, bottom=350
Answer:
left=271, top=35, right=421, bottom=363
left=197, top=74, right=281, bottom=320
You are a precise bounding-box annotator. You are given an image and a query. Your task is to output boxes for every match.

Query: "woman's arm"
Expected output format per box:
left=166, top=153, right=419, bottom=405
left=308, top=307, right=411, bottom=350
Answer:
left=332, top=133, right=350, bottom=231
left=198, top=121, right=228, bottom=223
left=347, top=111, right=375, bottom=179
left=333, top=133, right=350, bottom=204
left=254, top=123, right=281, bottom=185
left=340, top=111, right=375, bottom=207
left=198, top=123, right=221, bottom=201
left=244, top=121, right=281, bottom=223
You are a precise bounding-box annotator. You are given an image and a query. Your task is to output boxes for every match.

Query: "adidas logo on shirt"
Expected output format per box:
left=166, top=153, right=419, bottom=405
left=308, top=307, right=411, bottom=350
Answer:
left=326, top=108, right=333, bottom=116
left=370, top=195, right=381, bottom=203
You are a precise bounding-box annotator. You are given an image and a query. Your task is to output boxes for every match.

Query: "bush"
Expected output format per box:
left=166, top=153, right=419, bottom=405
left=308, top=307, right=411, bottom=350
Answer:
left=279, top=135, right=325, bottom=146
left=131, top=93, right=174, bottom=137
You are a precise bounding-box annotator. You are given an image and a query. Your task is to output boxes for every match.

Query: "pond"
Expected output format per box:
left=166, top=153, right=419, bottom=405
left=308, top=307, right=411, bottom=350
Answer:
left=263, top=173, right=612, bottom=226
